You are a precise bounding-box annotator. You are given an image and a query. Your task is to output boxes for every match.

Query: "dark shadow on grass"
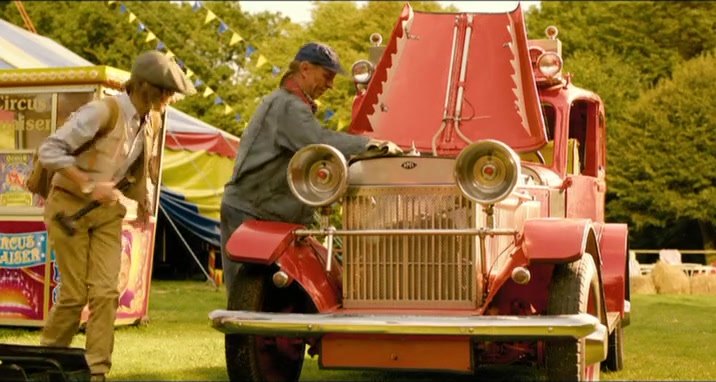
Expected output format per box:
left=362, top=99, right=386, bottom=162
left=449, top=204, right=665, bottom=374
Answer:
left=113, top=365, right=228, bottom=381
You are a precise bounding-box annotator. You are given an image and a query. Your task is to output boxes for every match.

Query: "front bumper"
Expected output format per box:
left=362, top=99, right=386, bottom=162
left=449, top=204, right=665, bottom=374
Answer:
left=210, top=310, right=608, bottom=364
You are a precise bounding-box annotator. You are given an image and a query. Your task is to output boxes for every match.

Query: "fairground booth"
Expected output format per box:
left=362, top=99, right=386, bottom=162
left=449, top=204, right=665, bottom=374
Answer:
left=0, top=19, right=239, bottom=327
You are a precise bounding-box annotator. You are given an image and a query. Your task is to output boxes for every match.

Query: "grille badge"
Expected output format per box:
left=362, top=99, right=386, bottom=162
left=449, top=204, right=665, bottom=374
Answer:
left=401, top=161, right=417, bottom=170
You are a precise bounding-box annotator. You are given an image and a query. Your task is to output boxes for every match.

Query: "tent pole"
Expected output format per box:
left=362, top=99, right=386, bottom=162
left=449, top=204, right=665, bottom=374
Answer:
left=159, top=203, right=218, bottom=289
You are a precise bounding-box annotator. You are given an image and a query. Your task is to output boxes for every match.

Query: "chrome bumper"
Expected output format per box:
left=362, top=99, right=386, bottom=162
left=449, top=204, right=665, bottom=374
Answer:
left=209, top=310, right=607, bottom=363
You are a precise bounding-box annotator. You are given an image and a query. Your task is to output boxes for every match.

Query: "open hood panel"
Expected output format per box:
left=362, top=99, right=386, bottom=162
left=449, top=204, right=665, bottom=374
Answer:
left=350, top=4, right=547, bottom=155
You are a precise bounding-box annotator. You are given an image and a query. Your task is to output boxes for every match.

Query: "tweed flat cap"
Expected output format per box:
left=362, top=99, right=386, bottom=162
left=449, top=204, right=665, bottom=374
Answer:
left=131, top=51, right=196, bottom=95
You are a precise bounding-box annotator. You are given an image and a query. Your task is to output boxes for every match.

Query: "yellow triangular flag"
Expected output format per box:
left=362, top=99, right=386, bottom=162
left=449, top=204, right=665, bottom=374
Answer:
left=107, top=0, right=117, bottom=5
left=337, top=119, right=346, bottom=131
left=204, top=10, right=217, bottom=24
left=165, top=51, right=175, bottom=59
left=203, top=87, right=214, bottom=98
left=223, top=104, right=233, bottom=115
left=128, top=12, right=137, bottom=23
left=185, top=69, right=194, bottom=78
left=145, top=32, right=156, bottom=43
left=315, top=99, right=322, bottom=108
left=229, top=32, right=243, bottom=46
left=255, top=54, right=268, bottom=68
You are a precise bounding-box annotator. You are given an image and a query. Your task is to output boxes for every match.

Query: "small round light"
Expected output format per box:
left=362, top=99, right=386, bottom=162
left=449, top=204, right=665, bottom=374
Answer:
left=511, top=267, right=531, bottom=285
left=545, top=25, right=559, bottom=40
left=537, top=52, right=562, bottom=78
left=351, top=60, right=374, bottom=84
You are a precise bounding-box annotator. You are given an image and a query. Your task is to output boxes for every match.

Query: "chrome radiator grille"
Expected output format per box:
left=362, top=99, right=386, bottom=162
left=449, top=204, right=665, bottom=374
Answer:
left=342, top=186, right=479, bottom=309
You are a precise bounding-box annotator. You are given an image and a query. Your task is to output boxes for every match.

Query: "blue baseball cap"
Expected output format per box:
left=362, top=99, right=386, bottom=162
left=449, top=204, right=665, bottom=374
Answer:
left=294, top=42, right=345, bottom=74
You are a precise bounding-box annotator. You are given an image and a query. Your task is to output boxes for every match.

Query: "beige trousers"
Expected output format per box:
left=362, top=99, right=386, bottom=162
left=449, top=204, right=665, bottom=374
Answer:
left=40, top=188, right=126, bottom=375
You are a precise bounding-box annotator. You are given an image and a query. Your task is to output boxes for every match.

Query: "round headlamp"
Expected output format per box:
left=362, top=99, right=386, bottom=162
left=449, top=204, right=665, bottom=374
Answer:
left=454, top=140, right=521, bottom=205
left=351, top=59, right=374, bottom=85
left=287, top=144, right=348, bottom=207
left=537, top=52, right=563, bottom=78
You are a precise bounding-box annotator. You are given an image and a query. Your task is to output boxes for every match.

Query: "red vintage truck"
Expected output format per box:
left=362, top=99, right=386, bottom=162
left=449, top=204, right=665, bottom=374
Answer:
left=210, top=3, right=630, bottom=381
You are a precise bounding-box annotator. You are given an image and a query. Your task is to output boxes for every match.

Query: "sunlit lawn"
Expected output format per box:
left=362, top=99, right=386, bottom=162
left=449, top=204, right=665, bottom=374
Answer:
left=1, top=281, right=715, bottom=381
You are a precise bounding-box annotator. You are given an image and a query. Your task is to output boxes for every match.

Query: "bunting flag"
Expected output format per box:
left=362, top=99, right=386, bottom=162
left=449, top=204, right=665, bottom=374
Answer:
left=229, top=32, right=243, bottom=46
left=204, top=10, right=217, bottom=24
left=255, top=54, right=267, bottom=68
left=111, top=1, right=278, bottom=128
left=323, top=109, right=335, bottom=121
left=245, top=45, right=256, bottom=58
left=337, top=119, right=346, bottom=131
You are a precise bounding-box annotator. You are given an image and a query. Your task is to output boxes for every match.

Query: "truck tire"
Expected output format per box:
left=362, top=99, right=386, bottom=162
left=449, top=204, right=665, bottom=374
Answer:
left=545, top=254, right=603, bottom=381
left=224, top=265, right=305, bottom=382
left=603, top=320, right=624, bottom=371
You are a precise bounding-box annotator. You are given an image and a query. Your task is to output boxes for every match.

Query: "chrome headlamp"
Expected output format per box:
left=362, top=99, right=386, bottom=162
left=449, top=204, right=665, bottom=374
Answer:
left=287, top=144, right=348, bottom=207
left=454, top=140, right=521, bottom=205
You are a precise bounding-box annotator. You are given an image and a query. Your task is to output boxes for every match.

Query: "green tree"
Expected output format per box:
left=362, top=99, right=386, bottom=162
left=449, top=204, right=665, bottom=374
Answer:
left=609, top=52, right=716, bottom=249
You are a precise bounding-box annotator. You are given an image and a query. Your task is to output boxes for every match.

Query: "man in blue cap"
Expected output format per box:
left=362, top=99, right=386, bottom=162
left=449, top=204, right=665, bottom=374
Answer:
left=220, top=42, right=400, bottom=285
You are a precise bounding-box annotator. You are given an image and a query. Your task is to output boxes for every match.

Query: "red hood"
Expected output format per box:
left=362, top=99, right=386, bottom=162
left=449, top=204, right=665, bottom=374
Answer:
left=350, top=3, right=547, bottom=156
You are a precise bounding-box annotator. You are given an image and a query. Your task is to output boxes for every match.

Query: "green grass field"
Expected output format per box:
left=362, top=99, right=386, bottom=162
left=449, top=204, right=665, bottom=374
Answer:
left=1, top=281, right=715, bottom=381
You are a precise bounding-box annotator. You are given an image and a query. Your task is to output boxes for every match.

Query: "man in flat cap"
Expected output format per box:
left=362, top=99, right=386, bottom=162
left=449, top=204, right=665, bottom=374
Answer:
left=37, top=51, right=195, bottom=381
left=219, top=42, right=401, bottom=381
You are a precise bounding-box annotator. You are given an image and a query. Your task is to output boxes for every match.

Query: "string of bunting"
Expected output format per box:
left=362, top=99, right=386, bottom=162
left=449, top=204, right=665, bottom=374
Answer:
left=193, top=1, right=345, bottom=129
left=106, top=0, right=243, bottom=124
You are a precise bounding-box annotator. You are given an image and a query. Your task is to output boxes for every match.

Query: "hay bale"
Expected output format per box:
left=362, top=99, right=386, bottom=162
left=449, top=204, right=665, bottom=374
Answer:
left=630, top=275, right=656, bottom=294
left=690, top=274, right=716, bottom=295
left=651, top=261, right=690, bottom=294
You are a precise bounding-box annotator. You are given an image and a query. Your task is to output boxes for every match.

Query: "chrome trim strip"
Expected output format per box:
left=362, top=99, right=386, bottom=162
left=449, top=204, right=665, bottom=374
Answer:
left=210, top=310, right=603, bottom=340
left=295, top=228, right=519, bottom=237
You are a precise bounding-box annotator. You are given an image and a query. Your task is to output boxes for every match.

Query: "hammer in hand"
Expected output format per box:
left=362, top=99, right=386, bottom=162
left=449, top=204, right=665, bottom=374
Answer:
left=54, top=176, right=134, bottom=236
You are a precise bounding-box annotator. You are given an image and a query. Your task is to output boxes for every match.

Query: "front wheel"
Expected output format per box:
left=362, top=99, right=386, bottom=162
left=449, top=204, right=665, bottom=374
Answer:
left=545, top=254, right=603, bottom=381
left=225, top=265, right=307, bottom=382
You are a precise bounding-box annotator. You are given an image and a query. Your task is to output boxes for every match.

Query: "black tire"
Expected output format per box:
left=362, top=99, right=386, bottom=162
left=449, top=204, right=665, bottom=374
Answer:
left=545, top=255, right=603, bottom=381
left=603, top=320, right=624, bottom=371
left=225, top=265, right=306, bottom=382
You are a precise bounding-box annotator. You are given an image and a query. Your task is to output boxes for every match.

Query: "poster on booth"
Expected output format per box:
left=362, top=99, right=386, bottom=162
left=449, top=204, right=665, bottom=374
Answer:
left=0, top=224, right=154, bottom=326
left=0, top=230, right=48, bottom=323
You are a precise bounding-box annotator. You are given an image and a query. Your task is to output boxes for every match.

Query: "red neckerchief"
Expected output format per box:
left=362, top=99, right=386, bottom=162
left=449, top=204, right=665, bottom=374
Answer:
left=282, top=78, right=317, bottom=114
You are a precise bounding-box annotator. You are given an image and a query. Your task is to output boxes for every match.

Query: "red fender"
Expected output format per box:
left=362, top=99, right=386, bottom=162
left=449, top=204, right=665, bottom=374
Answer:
left=522, top=218, right=593, bottom=263
left=226, top=220, right=342, bottom=312
left=521, top=218, right=608, bottom=325
left=594, top=223, right=628, bottom=316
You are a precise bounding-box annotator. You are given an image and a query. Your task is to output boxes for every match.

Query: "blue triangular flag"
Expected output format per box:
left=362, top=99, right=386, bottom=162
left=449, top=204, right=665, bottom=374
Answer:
left=137, top=23, right=145, bottom=32
left=245, top=45, right=256, bottom=58
left=218, top=22, right=228, bottom=34
left=192, top=1, right=202, bottom=12
left=176, top=59, right=185, bottom=69
left=234, top=113, right=242, bottom=122
left=214, top=96, right=223, bottom=105
left=323, top=109, right=335, bottom=121
left=156, top=41, right=166, bottom=51
left=271, top=65, right=281, bottom=76
left=119, top=4, right=127, bottom=14
left=194, top=79, right=204, bottom=87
